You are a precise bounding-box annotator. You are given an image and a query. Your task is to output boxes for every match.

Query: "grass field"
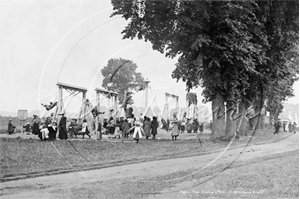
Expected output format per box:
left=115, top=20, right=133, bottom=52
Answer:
left=0, top=129, right=292, bottom=180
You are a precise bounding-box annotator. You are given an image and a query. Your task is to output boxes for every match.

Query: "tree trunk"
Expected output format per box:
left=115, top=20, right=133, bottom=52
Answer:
left=269, top=111, right=275, bottom=129
left=238, top=101, right=249, bottom=137
left=210, top=92, right=226, bottom=140
left=225, top=102, right=236, bottom=139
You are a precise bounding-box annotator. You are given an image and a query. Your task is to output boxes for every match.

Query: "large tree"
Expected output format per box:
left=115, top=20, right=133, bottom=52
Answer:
left=111, top=0, right=298, bottom=140
left=111, top=0, right=266, bottom=139
left=101, top=58, right=146, bottom=107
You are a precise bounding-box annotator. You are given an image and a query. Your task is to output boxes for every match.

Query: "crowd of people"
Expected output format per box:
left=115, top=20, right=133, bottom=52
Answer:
left=7, top=110, right=298, bottom=142
left=7, top=113, right=69, bottom=141
left=161, top=113, right=205, bottom=134
left=273, top=119, right=297, bottom=134
left=100, top=115, right=160, bottom=143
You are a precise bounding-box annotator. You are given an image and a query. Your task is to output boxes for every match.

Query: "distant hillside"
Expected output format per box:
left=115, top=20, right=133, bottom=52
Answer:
left=0, top=111, right=17, bottom=117
left=0, top=116, right=33, bottom=131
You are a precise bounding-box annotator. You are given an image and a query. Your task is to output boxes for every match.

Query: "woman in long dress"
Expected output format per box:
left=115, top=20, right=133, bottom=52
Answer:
left=151, top=116, right=159, bottom=139
left=32, top=115, right=40, bottom=135
left=58, top=113, right=68, bottom=140
left=171, top=113, right=180, bottom=140
left=144, top=117, right=152, bottom=139
left=122, top=119, right=131, bottom=138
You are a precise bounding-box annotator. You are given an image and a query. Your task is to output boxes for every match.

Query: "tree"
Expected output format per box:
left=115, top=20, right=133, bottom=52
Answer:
left=186, top=92, right=197, bottom=107
left=254, top=0, right=299, bottom=129
left=111, top=0, right=298, bottom=140
left=111, top=0, right=267, bottom=140
left=101, top=58, right=146, bottom=107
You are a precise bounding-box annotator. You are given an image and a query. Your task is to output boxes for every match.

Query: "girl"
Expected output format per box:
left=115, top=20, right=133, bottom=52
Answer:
left=129, top=118, right=144, bottom=143
left=79, top=119, right=91, bottom=138
left=171, top=113, right=180, bottom=140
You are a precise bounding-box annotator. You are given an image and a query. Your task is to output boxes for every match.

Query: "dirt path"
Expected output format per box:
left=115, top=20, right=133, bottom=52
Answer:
left=0, top=133, right=298, bottom=199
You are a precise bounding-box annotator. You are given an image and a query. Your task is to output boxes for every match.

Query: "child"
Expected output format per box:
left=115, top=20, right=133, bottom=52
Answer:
left=39, top=123, right=49, bottom=141
left=129, top=119, right=144, bottom=143
left=113, top=122, right=122, bottom=139
left=171, top=113, right=179, bottom=141
left=80, top=119, right=91, bottom=138
left=122, top=119, right=130, bottom=138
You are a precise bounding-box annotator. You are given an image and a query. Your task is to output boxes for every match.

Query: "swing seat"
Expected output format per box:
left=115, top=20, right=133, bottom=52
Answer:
left=74, top=127, right=91, bottom=139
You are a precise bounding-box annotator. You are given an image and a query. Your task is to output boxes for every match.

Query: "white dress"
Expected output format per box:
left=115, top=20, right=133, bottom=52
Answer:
left=80, top=122, right=88, bottom=133
left=132, top=120, right=143, bottom=139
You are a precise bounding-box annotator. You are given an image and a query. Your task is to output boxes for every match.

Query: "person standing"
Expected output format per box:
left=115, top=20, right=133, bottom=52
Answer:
left=122, top=119, right=130, bottom=138
left=144, top=117, right=152, bottom=139
left=7, top=119, right=15, bottom=135
left=199, top=121, right=204, bottom=134
left=292, top=122, right=297, bottom=134
left=186, top=118, right=192, bottom=133
left=32, top=115, right=40, bottom=135
left=193, top=118, right=198, bottom=133
left=283, top=121, right=287, bottom=132
left=58, top=113, right=68, bottom=139
left=171, top=113, right=180, bottom=140
left=288, top=122, right=293, bottom=133
left=273, top=119, right=281, bottom=135
left=130, top=118, right=143, bottom=143
left=151, top=116, right=159, bottom=139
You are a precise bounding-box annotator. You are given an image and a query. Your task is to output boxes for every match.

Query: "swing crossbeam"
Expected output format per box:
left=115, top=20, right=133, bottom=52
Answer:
left=57, top=82, right=87, bottom=93
left=55, top=82, right=87, bottom=119
left=95, top=88, right=118, bottom=96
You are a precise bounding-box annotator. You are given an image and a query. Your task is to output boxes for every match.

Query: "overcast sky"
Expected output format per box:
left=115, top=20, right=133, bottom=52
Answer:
left=0, top=0, right=298, bottom=116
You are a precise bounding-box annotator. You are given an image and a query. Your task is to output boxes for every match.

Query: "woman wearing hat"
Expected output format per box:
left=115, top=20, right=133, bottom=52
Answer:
left=32, top=115, right=40, bottom=135
left=58, top=113, right=68, bottom=139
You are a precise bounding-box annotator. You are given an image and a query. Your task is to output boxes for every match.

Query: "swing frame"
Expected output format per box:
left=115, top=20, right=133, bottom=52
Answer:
left=55, top=82, right=88, bottom=119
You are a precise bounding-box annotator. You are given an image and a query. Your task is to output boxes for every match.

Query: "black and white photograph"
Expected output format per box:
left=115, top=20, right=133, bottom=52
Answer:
left=0, top=0, right=299, bottom=198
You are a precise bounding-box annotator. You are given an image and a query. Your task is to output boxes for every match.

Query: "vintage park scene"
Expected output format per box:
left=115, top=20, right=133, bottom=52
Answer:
left=0, top=1, right=299, bottom=199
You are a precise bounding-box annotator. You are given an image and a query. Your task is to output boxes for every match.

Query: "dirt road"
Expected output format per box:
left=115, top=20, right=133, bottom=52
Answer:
left=0, top=133, right=298, bottom=199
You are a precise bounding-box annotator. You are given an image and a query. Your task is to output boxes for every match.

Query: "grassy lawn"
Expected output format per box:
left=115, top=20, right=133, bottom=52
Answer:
left=63, top=150, right=298, bottom=199
left=0, top=128, right=292, bottom=179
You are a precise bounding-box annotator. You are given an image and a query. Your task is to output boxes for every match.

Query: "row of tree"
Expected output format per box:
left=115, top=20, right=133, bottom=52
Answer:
left=110, top=0, right=298, bottom=140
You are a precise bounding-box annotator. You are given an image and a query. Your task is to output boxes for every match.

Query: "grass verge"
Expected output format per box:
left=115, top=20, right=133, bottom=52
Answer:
left=0, top=129, right=292, bottom=180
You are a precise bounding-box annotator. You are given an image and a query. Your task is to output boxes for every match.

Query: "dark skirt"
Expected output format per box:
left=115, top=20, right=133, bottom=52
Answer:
left=48, top=127, right=57, bottom=140
left=58, top=128, right=68, bottom=139
left=32, top=123, right=40, bottom=135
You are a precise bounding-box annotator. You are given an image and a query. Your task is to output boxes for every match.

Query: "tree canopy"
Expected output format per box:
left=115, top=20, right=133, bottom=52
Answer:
left=111, top=0, right=299, bottom=139
left=101, top=58, right=145, bottom=105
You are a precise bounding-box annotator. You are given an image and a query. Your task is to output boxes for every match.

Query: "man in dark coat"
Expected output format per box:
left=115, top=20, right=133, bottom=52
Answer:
left=58, top=113, right=68, bottom=139
left=151, top=116, right=159, bottom=139
left=273, top=119, right=281, bottom=135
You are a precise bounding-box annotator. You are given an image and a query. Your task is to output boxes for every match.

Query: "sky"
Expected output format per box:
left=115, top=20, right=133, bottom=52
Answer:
left=0, top=0, right=299, bottom=117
